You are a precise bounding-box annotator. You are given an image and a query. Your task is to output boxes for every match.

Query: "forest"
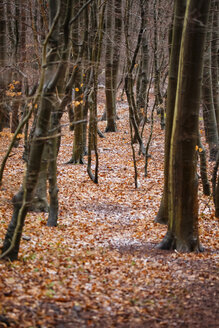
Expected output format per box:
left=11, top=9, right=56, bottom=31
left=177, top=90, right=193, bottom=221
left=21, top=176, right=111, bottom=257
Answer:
left=0, top=0, right=218, bottom=327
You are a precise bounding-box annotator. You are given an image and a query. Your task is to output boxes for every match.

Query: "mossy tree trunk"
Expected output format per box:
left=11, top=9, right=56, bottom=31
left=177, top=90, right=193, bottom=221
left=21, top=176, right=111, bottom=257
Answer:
left=158, top=0, right=210, bottom=252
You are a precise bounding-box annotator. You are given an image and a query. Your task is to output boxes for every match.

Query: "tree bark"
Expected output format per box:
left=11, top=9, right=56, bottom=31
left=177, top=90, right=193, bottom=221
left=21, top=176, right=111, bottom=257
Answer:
left=105, top=0, right=117, bottom=132
left=158, top=0, right=210, bottom=252
left=0, top=2, right=10, bottom=131
left=202, top=6, right=218, bottom=161
left=136, top=1, right=149, bottom=122
left=155, top=0, right=186, bottom=225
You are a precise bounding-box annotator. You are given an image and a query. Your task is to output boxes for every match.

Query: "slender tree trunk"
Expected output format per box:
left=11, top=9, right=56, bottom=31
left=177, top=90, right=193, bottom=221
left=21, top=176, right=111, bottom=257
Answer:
left=105, top=0, right=117, bottom=132
left=87, top=0, right=105, bottom=183
left=69, top=1, right=86, bottom=164
left=1, top=0, right=72, bottom=260
left=198, top=132, right=210, bottom=196
left=202, top=7, right=218, bottom=161
left=211, top=0, right=219, bottom=132
left=111, top=0, right=122, bottom=118
left=136, top=2, right=149, bottom=122
left=0, top=2, right=10, bottom=131
left=153, top=0, right=164, bottom=130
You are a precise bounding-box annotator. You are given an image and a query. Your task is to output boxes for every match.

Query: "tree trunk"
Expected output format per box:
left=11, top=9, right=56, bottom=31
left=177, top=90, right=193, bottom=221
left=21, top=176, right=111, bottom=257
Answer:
left=155, top=0, right=186, bottom=225
left=105, top=0, right=117, bottom=132
left=1, top=0, right=72, bottom=261
left=211, top=0, right=219, bottom=133
left=136, top=2, right=149, bottom=122
left=69, top=1, right=86, bottom=164
left=158, top=0, right=210, bottom=252
left=202, top=6, right=218, bottom=161
left=105, top=1, right=118, bottom=132
left=111, top=0, right=122, bottom=117
left=153, top=0, right=165, bottom=130
left=0, top=2, right=10, bottom=131
left=29, top=144, right=49, bottom=213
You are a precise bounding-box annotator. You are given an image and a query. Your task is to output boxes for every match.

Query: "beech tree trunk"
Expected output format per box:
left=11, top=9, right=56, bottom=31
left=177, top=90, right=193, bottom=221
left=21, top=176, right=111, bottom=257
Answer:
left=155, top=0, right=186, bottom=225
left=69, top=1, right=86, bottom=164
left=105, top=0, right=117, bottom=132
left=158, top=0, right=210, bottom=252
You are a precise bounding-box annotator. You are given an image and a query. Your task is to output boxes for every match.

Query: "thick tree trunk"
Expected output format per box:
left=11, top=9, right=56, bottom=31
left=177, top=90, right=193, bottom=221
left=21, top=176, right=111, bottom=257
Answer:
left=29, top=144, right=49, bottom=213
left=158, top=0, right=210, bottom=252
left=155, top=0, right=186, bottom=225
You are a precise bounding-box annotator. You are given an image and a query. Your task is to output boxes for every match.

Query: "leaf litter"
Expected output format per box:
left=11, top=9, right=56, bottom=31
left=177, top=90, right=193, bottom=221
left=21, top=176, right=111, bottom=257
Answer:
left=0, top=91, right=218, bottom=327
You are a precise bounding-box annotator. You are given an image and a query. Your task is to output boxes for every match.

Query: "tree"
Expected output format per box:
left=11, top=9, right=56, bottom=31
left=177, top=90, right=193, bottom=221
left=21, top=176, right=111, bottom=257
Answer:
left=158, top=0, right=210, bottom=252
left=69, top=1, right=85, bottom=164
left=136, top=1, right=149, bottom=123
left=0, top=1, right=10, bottom=131
left=202, top=3, right=218, bottom=161
left=155, top=0, right=186, bottom=225
left=104, top=0, right=122, bottom=132
left=1, top=0, right=73, bottom=260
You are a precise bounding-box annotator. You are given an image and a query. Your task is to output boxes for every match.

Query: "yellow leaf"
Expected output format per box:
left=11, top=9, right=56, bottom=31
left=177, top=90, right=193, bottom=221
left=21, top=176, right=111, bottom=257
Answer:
left=75, top=101, right=80, bottom=106
left=75, top=88, right=79, bottom=92
left=199, top=147, right=203, bottom=153
left=195, top=145, right=199, bottom=151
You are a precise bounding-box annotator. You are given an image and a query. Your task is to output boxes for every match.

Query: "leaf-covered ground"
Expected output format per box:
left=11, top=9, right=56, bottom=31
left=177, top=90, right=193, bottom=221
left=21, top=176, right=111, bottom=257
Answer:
left=0, top=92, right=219, bottom=327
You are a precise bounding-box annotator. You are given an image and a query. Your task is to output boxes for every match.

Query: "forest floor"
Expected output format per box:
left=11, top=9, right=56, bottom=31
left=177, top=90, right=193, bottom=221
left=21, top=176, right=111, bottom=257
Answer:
left=0, top=90, right=219, bottom=328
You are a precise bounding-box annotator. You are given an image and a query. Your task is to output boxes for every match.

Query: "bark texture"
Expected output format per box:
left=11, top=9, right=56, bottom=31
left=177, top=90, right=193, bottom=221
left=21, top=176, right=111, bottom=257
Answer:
left=158, top=0, right=210, bottom=252
left=155, top=0, right=186, bottom=225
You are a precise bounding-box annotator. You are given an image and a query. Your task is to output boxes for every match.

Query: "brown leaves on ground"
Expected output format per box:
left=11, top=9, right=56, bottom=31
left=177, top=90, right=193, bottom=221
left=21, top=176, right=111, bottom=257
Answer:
left=0, top=93, right=218, bottom=327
